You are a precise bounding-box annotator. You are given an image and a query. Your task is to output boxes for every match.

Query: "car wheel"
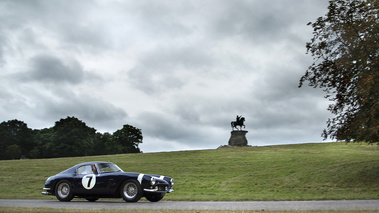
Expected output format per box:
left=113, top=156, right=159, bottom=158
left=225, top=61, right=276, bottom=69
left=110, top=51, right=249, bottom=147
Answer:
left=120, top=179, right=142, bottom=202
left=85, top=197, right=99, bottom=202
left=55, top=181, right=73, bottom=202
left=145, top=193, right=165, bottom=202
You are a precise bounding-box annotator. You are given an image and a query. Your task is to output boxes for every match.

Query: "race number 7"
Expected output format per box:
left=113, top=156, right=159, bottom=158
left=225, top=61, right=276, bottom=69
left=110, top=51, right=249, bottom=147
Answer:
left=85, top=176, right=92, bottom=187
left=82, top=174, right=96, bottom=190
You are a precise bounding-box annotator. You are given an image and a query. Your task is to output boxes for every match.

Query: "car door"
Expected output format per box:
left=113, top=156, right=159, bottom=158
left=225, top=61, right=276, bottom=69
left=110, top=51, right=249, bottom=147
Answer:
left=94, top=172, right=120, bottom=195
left=72, top=164, right=102, bottom=196
left=95, top=163, right=121, bottom=195
left=73, top=164, right=118, bottom=196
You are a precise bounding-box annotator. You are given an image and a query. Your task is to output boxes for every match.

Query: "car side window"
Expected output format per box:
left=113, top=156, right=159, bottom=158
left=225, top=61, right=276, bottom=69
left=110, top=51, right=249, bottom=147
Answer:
left=77, top=165, right=93, bottom=175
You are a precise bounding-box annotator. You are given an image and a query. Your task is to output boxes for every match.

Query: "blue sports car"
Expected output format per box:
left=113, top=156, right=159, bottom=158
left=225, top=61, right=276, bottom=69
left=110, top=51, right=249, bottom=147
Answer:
left=42, top=161, right=174, bottom=202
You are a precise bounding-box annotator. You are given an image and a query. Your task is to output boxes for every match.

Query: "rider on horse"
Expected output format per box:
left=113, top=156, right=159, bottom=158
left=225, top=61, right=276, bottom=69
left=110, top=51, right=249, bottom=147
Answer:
left=232, top=115, right=245, bottom=130
left=236, top=115, right=241, bottom=123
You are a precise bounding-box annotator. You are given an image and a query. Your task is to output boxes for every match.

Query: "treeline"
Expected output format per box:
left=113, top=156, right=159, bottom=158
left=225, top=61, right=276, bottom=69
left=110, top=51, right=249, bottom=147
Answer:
left=0, top=116, right=142, bottom=160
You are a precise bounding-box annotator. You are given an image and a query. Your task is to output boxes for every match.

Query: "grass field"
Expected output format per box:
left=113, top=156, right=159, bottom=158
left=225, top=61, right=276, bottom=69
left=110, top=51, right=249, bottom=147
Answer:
left=2, top=207, right=379, bottom=213
left=0, top=142, right=378, bottom=201
left=1, top=207, right=378, bottom=213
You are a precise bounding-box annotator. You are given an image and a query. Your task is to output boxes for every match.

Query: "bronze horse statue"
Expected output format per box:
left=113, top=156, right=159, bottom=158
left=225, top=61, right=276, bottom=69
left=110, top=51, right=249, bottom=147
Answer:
left=231, top=116, right=245, bottom=130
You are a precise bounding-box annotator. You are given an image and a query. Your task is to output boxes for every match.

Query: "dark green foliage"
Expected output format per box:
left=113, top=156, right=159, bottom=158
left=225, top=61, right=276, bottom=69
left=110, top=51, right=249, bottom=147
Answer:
left=5, top=144, right=22, bottom=160
left=299, top=0, right=378, bottom=143
left=51, top=117, right=96, bottom=157
left=112, top=125, right=142, bottom=153
left=33, top=128, right=54, bottom=158
left=0, top=120, right=35, bottom=159
left=93, top=132, right=112, bottom=155
left=0, top=117, right=142, bottom=160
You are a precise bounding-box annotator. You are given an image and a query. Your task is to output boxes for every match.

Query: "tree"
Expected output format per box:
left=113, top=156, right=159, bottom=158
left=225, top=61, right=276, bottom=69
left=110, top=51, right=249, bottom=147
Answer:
left=93, top=132, right=112, bottom=155
left=299, top=0, right=378, bottom=143
left=112, top=125, right=142, bottom=153
left=51, top=116, right=96, bottom=157
left=0, top=120, right=35, bottom=159
left=33, top=128, right=54, bottom=158
left=5, top=144, right=22, bottom=159
left=0, top=117, right=144, bottom=159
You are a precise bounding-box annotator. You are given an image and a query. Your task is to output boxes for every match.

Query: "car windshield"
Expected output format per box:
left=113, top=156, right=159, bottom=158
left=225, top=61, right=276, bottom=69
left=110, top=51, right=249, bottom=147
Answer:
left=97, top=163, right=123, bottom=173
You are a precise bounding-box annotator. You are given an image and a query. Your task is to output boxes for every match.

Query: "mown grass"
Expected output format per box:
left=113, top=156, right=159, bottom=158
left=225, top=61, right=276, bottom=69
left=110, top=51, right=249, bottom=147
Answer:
left=1, top=207, right=379, bottom=213
left=1, top=207, right=378, bottom=213
left=0, top=142, right=378, bottom=201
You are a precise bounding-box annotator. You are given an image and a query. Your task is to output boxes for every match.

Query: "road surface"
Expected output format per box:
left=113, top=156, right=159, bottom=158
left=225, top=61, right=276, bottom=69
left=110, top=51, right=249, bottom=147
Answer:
left=0, top=199, right=378, bottom=211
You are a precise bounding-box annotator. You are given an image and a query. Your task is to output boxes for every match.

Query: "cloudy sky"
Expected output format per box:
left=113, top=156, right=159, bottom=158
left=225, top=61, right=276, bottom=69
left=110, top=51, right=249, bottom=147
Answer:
left=1, top=0, right=333, bottom=153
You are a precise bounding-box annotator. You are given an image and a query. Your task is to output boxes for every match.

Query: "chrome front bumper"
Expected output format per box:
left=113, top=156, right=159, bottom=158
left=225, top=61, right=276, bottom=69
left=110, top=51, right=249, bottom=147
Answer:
left=144, top=188, right=174, bottom=193
left=144, top=185, right=174, bottom=193
left=41, top=188, right=52, bottom=195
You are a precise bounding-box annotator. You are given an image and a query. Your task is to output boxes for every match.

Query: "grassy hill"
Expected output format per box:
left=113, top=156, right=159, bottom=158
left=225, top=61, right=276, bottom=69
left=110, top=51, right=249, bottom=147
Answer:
left=0, top=142, right=377, bottom=201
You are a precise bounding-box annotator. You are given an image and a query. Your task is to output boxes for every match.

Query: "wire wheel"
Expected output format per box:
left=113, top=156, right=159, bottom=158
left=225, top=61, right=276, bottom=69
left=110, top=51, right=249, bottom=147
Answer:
left=55, top=181, right=73, bottom=202
left=121, top=179, right=142, bottom=202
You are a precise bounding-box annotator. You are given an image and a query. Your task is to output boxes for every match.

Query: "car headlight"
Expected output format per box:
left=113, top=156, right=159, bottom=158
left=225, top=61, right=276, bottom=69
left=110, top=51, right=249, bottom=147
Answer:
left=170, top=178, right=174, bottom=186
left=151, top=177, right=156, bottom=186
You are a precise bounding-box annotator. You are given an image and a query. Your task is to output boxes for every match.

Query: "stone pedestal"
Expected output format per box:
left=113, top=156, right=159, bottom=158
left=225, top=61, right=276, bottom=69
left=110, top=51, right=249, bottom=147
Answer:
left=228, top=130, right=248, bottom=146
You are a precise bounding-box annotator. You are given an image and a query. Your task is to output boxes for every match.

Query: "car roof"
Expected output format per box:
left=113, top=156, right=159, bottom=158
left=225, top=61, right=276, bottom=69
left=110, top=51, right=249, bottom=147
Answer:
left=75, top=161, right=111, bottom=167
left=58, top=162, right=115, bottom=174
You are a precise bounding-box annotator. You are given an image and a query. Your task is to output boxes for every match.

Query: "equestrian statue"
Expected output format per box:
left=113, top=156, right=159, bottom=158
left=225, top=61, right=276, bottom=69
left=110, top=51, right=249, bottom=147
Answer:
left=231, top=115, right=245, bottom=130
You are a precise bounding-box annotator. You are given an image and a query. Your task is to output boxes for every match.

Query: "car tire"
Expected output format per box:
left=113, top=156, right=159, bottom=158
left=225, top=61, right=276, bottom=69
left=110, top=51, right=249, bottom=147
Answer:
left=120, top=179, right=142, bottom=202
left=145, top=193, right=165, bottom=202
left=85, top=197, right=99, bottom=202
left=55, top=180, right=74, bottom=202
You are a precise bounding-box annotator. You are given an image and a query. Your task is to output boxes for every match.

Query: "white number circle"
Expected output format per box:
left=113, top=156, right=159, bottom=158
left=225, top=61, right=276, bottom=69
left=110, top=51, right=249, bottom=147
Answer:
left=82, top=174, right=96, bottom=190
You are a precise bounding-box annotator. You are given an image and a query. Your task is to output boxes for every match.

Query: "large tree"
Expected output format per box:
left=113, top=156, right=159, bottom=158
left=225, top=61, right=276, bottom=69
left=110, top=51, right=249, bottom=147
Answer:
left=0, top=117, right=144, bottom=159
left=112, top=124, right=142, bottom=153
left=0, top=120, right=35, bottom=159
left=299, top=0, right=378, bottom=143
left=32, top=127, right=54, bottom=158
left=51, top=116, right=97, bottom=157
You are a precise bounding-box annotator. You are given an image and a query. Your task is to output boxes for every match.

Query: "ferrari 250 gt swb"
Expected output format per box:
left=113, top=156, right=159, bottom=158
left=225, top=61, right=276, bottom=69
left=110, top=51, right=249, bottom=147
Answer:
left=42, top=161, right=174, bottom=202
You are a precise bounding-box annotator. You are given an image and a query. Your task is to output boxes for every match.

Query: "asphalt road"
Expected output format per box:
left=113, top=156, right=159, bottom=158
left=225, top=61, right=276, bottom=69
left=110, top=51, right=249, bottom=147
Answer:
left=1, top=199, right=379, bottom=211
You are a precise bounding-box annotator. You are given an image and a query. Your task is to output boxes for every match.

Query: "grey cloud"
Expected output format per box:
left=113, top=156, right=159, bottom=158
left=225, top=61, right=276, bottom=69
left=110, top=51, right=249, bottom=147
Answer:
left=128, top=45, right=214, bottom=94
left=0, top=76, right=127, bottom=132
left=0, top=85, right=30, bottom=121
left=44, top=95, right=128, bottom=132
left=213, top=1, right=286, bottom=39
left=29, top=87, right=127, bottom=132
left=134, top=111, right=211, bottom=146
left=1, top=0, right=112, bottom=54
left=14, top=54, right=103, bottom=86
left=245, top=64, right=330, bottom=132
left=117, top=1, right=196, bottom=40
left=135, top=112, right=192, bottom=140
left=172, top=96, right=244, bottom=128
left=210, top=0, right=329, bottom=46
left=128, top=0, right=331, bottom=151
left=128, top=64, right=185, bottom=94
left=0, top=0, right=332, bottom=153
left=0, top=33, right=5, bottom=66
left=25, top=55, right=84, bottom=84
left=52, top=23, right=111, bottom=53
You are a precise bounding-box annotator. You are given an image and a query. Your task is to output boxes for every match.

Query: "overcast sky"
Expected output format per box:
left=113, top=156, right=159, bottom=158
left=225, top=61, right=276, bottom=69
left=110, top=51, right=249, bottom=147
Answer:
left=1, top=0, right=333, bottom=153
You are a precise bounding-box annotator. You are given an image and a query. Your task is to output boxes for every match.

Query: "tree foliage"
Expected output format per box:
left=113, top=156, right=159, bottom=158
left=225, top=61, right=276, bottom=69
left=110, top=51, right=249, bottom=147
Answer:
left=0, top=117, right=143, bottom=160
left=299, top=0, right=378, bottom=143
left=112, top=125, right=142, bottom=153
left=0, top=120, right=35, bottom=159
left=51, top=116, right=97, bottom=157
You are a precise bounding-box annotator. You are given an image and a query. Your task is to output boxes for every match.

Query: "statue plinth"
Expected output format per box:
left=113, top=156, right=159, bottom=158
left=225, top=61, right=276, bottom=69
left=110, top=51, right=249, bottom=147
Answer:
left=228, top=130, right=248, bottom=146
